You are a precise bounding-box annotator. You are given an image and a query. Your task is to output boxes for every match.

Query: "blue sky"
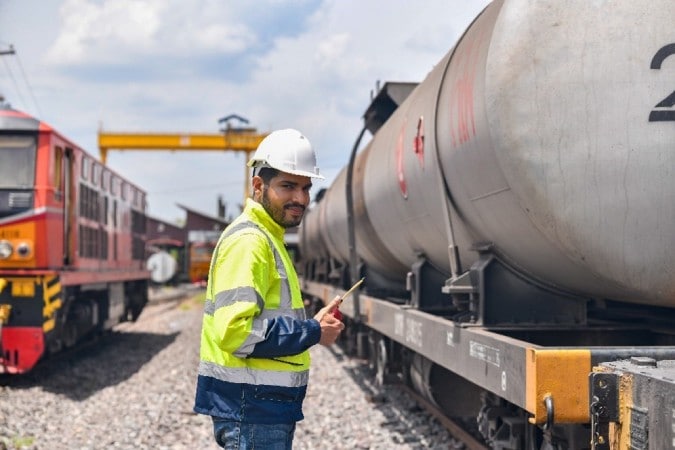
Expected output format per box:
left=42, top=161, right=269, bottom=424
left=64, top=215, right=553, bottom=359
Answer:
left=0, top=0, right=490, bottom=223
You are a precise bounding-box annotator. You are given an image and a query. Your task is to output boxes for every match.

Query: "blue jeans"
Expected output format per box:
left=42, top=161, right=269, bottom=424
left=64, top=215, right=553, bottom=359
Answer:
left=212, top=418, right=296, bottom=450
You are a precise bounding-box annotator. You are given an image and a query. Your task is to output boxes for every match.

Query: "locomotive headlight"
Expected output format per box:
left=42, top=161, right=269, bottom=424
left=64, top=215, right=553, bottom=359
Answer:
left=16, top=242, right=31, bottom=258
left=0, top=240, right=12, bottom=259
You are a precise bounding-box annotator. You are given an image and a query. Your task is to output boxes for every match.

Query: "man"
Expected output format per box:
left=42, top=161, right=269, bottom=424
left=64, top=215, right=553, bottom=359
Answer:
left=194, top=128, right=345, bottom=449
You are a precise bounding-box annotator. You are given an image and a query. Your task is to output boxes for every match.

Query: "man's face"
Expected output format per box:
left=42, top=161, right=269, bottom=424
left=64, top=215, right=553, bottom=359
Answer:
left=255, top=172, right=312, bottom=228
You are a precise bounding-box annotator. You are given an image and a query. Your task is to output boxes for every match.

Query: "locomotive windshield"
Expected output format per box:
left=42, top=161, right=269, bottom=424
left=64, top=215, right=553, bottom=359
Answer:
left=0, top=135, right=36, bottom=188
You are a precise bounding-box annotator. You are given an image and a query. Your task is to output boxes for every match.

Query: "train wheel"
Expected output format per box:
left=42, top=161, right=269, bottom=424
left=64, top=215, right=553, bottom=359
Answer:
left=400, top=348, right=413, bottom=387
left=62, top=322, right=78, bottom=348
left=47, top=337, right=63, bottom=354
left=367, top=332, right=377, bottom=373
left=374, top=336, right=390, bottom=387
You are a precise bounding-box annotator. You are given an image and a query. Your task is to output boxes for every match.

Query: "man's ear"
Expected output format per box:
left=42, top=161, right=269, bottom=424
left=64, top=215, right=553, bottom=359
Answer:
left=252, top=176, right=264, bottom=199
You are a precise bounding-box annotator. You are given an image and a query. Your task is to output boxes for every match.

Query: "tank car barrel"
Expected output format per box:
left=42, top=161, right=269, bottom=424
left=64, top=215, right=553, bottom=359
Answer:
left=298, top=1, right=675, bottom=449
left=303, top=0, right=675, bottom=307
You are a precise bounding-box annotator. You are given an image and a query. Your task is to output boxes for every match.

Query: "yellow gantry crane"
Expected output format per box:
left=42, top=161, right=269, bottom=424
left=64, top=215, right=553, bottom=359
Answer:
left=98, top=115, right=267, bottom=201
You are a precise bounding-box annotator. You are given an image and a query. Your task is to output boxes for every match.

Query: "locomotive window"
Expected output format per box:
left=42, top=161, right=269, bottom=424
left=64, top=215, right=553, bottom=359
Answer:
left=102, top=170, right=110, bottom=192
left=133, top=188, right=144, bottom=208
left=0, top=135, right=36, bottom=188
left=92, top=163, right=101, bottom=186
left=103, top=196, right=109, bottom=225
left=111, top=176, right=120, bottom=196
left=54, top=147, right=63, bottom=201
left=122, top=182, right=131, bottom=202
left=81, top=157, right=90, bottom=180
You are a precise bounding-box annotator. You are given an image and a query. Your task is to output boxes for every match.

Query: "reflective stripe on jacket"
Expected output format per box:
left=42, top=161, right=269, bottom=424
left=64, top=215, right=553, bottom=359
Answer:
left=194, top=198, right=321, bottom=423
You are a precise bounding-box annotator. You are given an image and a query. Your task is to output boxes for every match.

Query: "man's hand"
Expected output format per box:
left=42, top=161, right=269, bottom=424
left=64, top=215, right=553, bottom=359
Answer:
left=314, top=296, right=345, bottom=346
left=313, top=296, right=341, bottom=321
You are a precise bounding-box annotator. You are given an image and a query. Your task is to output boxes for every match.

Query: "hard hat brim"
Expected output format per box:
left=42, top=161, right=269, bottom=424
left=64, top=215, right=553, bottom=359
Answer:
left=248, top=160, right=324, bottom=179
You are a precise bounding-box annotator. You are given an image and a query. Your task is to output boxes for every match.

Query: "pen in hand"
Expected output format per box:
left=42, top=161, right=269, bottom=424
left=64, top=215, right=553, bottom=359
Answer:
left=333, top=277, right=365, bottom=320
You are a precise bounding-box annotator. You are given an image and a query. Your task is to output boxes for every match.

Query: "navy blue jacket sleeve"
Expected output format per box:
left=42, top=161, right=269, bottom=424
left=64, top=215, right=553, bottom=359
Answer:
left=248, top=317, right=322, bottom=358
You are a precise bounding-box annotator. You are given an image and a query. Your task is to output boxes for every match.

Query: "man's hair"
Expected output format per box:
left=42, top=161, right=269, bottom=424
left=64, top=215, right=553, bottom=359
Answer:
left=256, top=167, right=279, bottom=185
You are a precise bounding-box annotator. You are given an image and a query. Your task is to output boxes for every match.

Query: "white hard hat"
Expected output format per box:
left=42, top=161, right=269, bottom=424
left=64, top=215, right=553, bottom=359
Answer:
left=247, top=128, right=324, bottom=179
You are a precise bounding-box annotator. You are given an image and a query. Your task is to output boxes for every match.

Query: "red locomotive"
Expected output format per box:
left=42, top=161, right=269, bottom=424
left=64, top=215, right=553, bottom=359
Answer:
left=0, top=104, right=149, bottom=373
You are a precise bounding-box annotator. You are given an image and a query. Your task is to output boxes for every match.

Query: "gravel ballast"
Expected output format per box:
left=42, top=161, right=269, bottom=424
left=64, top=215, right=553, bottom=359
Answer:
left=0, top=290, right=460, bottom=449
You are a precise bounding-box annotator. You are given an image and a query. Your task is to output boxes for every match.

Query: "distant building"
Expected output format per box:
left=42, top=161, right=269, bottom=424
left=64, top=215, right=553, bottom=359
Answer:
left=179, top=203, right=229, bottom=244
left=146, top=216, right=185, bottom=246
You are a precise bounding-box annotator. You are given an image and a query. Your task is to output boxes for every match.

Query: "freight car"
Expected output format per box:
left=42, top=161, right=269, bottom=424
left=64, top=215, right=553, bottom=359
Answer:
left=0, top=103, right=149, bottom=374
left=298, top=1, right=675, bottom=449
left=188, top=240, right=217, bottom=284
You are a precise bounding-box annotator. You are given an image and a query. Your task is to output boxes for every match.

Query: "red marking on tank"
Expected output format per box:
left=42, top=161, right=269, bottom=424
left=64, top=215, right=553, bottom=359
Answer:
left=456, top=78, right=475, bottom=145
left=448, top=30, right=484, bottom=147
left=396, top=123, right=408, bottom=199
left=413, top=116, right=424, bottom=169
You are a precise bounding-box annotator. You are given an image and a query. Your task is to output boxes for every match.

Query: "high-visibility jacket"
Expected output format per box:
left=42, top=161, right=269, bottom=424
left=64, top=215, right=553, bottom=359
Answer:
left=194, top=198, right=321, bottom=424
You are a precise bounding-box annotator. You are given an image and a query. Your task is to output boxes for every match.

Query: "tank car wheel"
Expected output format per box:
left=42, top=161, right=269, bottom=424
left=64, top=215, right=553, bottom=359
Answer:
left=374, top=337, right=390, bottom=387
left=367, top=332, right=377, bottom=373
left=399, top=348, right=413, bottom=387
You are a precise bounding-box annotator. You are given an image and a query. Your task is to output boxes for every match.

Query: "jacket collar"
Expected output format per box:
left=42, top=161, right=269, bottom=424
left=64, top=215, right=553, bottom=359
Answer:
left=244, top=198, right=285, bottom=241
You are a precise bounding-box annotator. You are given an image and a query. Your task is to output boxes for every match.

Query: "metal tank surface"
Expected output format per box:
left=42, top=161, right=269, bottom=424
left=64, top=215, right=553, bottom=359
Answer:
left=306, top=0, right=675, bottom=307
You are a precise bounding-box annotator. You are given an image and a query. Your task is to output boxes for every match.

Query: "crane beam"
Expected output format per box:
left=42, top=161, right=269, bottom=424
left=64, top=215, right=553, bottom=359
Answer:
left=98, top=130, right=267, bottom=201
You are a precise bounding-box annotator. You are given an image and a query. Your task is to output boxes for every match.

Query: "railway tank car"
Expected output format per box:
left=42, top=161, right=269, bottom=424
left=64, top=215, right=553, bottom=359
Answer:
left=0, top=103, right=150, bottom=374
left=299, top=1, right=675, bottom=449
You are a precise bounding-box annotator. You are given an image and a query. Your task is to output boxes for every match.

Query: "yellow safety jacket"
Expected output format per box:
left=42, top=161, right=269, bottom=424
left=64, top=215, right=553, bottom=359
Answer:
left=194, top=199, right=321, bottom=423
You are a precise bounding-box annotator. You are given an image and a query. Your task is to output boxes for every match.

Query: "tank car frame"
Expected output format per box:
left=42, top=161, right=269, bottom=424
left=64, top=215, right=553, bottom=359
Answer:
left=301, top=278, right=675, bottom=449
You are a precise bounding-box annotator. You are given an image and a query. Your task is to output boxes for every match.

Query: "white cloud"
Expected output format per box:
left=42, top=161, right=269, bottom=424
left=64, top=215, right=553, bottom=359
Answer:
left=315, top=33, right=350, bottom=70
left=46, top=0, right=163, bottom=63
left=45, top=0, right=259, bottom=66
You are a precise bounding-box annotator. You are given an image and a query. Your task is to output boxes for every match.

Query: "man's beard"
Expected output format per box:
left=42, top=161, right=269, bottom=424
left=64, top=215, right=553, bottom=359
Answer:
left=261, top=186, right=304, bottom=228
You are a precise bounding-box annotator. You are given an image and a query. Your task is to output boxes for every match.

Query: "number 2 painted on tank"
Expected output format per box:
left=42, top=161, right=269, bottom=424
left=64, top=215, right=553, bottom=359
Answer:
left=649, top=43, right=675, bottom=122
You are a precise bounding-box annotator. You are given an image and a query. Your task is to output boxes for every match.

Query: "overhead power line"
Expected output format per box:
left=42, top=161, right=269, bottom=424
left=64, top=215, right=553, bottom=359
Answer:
left=0, top=44, right=44, bottom=118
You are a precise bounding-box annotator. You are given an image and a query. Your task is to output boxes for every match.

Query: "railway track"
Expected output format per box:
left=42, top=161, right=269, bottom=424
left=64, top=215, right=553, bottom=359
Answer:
left=397, top=384, right=489, bottom=450
left=329, top=334, right=490, bottom=449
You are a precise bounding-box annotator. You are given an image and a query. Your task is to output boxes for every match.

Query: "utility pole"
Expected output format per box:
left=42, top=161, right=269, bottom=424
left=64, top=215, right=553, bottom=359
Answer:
left=0, top=45, right=16, bottom=104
